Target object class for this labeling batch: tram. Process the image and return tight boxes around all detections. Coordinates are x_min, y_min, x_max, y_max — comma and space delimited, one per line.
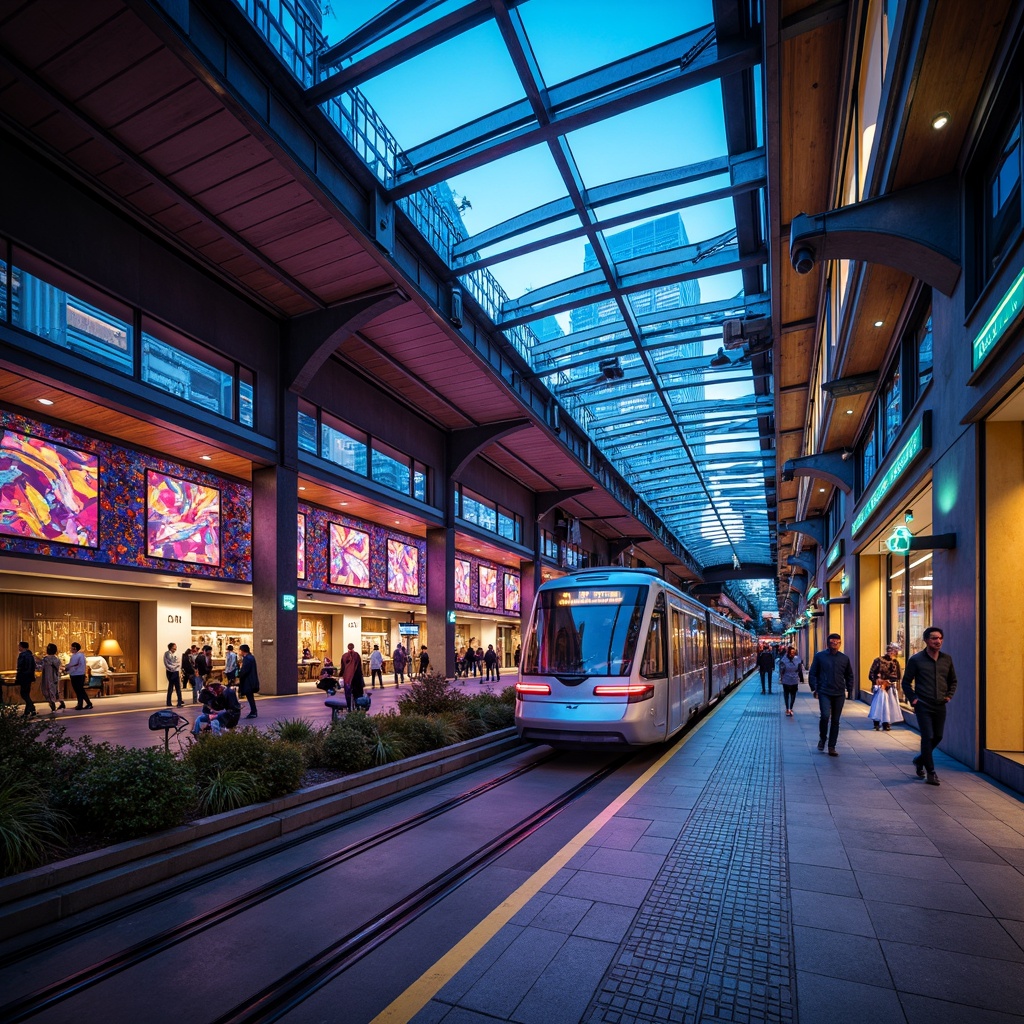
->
515, 567, 756, 747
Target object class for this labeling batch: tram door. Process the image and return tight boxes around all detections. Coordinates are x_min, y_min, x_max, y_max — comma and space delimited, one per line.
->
668, 604, 685, 732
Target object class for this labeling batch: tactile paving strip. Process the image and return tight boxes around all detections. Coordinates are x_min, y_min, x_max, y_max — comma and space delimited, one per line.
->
582, 705, 795, 1024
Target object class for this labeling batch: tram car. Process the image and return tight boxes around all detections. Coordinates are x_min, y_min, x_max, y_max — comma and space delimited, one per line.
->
515, 567, 756, 747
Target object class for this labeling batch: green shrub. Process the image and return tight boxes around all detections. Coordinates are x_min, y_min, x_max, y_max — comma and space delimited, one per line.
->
271, 718, 316, 743
465, 693, 516, 731
184, 728, 304, 803
0, 704, 75, 781
55, 745, 195, 841
377, 711, 459, 755
320, 724, 374, 773
397, 671, 471, 717
197, 768, 262, 816
0, 779, 69, 876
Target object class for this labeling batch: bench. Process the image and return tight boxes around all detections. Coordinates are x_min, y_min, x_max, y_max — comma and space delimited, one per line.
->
324, 697, 347, 722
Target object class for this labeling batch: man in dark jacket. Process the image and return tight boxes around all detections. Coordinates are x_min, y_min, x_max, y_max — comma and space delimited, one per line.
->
237, 644, 260, 719
807, 633, 854, 755
16, 640, 37, 717
902, 626, 957, 786
756, 645, 776, 694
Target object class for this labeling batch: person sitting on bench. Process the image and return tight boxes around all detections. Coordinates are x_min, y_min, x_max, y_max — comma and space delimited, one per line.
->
192, 680, 241, 736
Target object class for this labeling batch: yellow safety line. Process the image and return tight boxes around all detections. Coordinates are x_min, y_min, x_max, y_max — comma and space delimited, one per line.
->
370, 704, 723, 1024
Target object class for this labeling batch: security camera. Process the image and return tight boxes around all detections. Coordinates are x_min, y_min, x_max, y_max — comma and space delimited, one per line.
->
840, 449, 853, 461
177, 581, 192, 589
792, 245, 816, 275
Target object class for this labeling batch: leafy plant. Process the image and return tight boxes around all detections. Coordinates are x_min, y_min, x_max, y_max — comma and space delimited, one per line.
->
320, 725, 374, 773
54, 745, 195, 842
270, 718, 317, 743
184, 728, 304, 802
0, 779, 69, 877
197, 768, 262, 816
0, 704, 75, 780
396, 671, 471, 717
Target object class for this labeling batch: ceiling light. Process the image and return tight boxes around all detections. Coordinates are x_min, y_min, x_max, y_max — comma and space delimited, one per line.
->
37, 398, 54, 406
873, 320, 884, 328
200, 455, 212, 461
845, 408, 854, 415
340, 502, 348, 506
298, 486, 306, 491
931, 111, 950, 130
819, 487, 826, 493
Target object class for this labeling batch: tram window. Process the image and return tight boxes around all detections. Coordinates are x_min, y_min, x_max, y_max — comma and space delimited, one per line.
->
641, 605, 667, 678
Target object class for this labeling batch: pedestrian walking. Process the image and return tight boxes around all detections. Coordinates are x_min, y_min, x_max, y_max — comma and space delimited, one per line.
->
163, 642, 183, 707
67, 641, 92, 710
418, 645, 430, 678
483, 644, 499, 682
777, 645, 803, 716
807, 633, 854, 755
341, 642, 362, 711
237, 643, 260, 718
868, 642, 904, 731
41, 643, 64, 716
369, 644, 384, 688
181, 644, 196, 703
463, 644, 477, 677
393, 643, 407, 686
757, 644, 776, 694
16, 640, 36, 717
902, 627, 957, 786
224, 643, 239, 683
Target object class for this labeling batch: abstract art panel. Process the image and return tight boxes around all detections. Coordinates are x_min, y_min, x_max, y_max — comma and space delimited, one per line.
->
455, 558, 471, 604
146, 470, 221, 564
329, 523, 370, 588
479, 565, 498, 609
0, 430, 99, 547
297, 513, 306, 580
504, 572, 521, 613
387, 538, 419, 596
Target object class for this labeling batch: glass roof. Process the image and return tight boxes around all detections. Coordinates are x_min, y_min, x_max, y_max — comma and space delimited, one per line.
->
271, 0, 775, 605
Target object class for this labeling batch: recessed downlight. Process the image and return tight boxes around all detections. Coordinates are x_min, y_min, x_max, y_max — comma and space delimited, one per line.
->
931, 111, 950, 130
37, 398, 54, 406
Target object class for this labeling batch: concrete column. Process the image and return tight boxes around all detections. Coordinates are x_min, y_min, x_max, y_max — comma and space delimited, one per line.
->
252, 464, 298, 694
426, 526, 455, 677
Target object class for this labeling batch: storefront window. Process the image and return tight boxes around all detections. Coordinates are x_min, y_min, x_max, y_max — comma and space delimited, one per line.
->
889, 550, 933, 700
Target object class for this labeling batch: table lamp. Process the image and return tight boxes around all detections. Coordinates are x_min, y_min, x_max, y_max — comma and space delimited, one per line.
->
98, 637, 124, 672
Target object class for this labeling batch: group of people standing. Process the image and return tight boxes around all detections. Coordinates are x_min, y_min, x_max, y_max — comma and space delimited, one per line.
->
14, 640, 93, 718
163, 641, 259, 722
456, 643, 501, 680
763, 628, 956, 786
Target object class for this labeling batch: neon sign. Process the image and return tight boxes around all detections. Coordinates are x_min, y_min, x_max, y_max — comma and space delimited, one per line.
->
852, 416, 928, 535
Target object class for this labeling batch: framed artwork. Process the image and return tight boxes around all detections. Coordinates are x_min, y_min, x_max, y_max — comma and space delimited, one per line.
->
297, 513, 306, 580
455, 558, 471, 604
329, 523, 370, 588
146, 470, 220, 564
0, 429, 99, 547
504, 572, 521, 613
479, 565, 498, 609
387, 538, 419, 596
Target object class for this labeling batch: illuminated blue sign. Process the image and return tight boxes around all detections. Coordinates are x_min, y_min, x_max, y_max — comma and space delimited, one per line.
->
852, 415, 929, 536
973, 265, 1024, 371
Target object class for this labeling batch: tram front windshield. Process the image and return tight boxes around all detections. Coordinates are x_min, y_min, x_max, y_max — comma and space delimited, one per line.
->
522, 585, 647, 677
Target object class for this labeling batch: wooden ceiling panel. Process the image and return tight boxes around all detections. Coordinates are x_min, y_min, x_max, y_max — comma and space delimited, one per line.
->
0, 1, 129, 69
190, 161, 293, 216
143, 111, 255, 176
841, 266, 911, 377
73, 51, 196, 128
240, 203, 333, 249
262, 223, 359, 266
116, 84, 226, 155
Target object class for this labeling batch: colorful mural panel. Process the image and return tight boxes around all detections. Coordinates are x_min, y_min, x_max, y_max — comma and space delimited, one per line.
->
503, 572, 521, 613
329, 523, 370, 588
387, 538, 420, 596
297, 513, 306, 580
0, 430, 99, 547
479, 565, 498, 609
455, 558, 471, 604
146, 470, 221, 565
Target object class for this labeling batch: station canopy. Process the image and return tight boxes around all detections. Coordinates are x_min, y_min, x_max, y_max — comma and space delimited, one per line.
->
292, 0, 775, 603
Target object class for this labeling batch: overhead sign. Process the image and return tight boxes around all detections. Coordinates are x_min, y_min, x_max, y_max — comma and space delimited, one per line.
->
886, 526, 913, 554
973, 264, 1024, 371
852, 413, 930, 536
826, 539, 843, 569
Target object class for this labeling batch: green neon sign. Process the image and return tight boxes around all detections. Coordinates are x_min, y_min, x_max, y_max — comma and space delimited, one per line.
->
826, 540, 843, 569
281, 594, 296, 611
805, 586, 820, 604
973, 265, 1024, 371
840, 572, 849, 593
886, 525, 913, 554
852, 419, 925, 535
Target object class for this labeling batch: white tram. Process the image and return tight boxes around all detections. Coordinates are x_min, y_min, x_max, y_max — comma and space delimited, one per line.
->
515, 567, 756, 747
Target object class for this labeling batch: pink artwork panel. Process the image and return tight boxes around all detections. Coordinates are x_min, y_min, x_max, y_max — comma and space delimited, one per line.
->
0, 430, 99, 547
330, 523, 370, 588
146, 470, 220, 564
297, 513, 306, 580
387, 538, 419, 596
455, 558, 471, 604
479, 565, 498, 609
504, 572, 521, 613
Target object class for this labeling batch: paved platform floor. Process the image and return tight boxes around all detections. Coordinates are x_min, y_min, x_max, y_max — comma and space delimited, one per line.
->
402, 679, 1024, 1024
